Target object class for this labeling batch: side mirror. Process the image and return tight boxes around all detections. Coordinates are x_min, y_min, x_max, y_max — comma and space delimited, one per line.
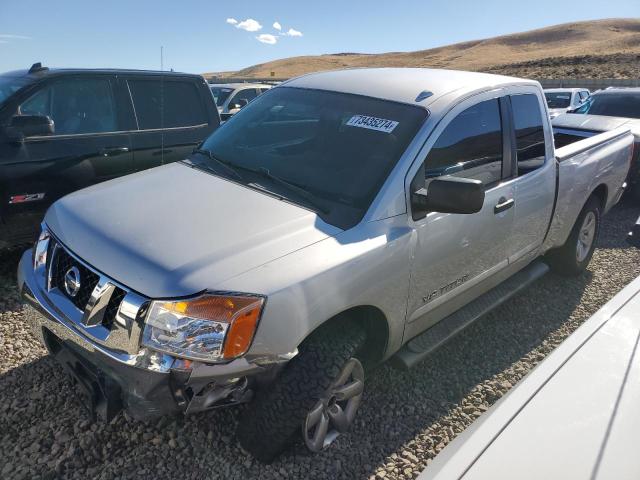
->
627, 216, 640, 248
411, 176, 485, 219
5, 114, 54, 141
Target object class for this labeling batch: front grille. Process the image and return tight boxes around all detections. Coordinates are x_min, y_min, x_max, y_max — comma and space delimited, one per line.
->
103, 287, 126, 328
51, 247, 100, 310
42, 236, 147, 354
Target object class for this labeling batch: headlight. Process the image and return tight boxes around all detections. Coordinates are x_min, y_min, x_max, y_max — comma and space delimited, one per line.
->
141, 294, 265, 362
33, 226, 50, 270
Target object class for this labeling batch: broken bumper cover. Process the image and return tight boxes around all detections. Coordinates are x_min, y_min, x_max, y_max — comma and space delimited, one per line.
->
17, 250, 291, 421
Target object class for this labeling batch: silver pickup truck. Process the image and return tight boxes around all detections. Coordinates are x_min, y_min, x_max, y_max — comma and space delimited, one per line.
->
17, 68, 634, 462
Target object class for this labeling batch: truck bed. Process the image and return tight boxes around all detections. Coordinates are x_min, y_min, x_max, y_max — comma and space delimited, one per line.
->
543, 127, 634, 252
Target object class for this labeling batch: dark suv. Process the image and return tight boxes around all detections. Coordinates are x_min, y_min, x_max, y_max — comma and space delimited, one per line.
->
0, 63, 220, 248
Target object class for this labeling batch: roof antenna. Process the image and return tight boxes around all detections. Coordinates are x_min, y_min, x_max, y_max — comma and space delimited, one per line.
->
28, 62, 48, 74
160, 46, 165, 166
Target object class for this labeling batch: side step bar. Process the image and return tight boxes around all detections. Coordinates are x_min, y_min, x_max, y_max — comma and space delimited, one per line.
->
391, 261, 549, 370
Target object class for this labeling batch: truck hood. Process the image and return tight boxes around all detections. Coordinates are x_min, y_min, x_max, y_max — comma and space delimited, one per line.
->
553, 113, 640, 138
45, 162, 341, 298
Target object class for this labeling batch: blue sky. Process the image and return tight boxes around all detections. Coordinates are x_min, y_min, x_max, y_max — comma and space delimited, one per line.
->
0, 0, 637, 74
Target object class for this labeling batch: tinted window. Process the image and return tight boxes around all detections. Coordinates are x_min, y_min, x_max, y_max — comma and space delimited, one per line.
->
20, 77, 117, 135
210, 86, 234, 107
129, 79, 207, 129
0, 75, 32, 106
200, 87, 427, 229
573, 93, 640, 119
544, 92, 571, 108
424, 99, 503, 188
229, 88, 257, 106
511, 94, 546, 175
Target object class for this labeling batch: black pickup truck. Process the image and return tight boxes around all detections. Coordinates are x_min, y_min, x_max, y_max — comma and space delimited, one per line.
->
0, 63, 220, 248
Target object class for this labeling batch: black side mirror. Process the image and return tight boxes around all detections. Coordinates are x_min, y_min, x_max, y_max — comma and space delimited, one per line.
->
5, 114, 54, 141
412, 176, 485, 218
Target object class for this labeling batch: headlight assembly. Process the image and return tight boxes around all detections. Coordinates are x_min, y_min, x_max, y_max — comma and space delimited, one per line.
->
141, 294, 265, 362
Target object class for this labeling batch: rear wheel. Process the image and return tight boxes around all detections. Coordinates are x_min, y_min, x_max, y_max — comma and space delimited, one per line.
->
547, 196, 600, 276
237, 320, 365, 462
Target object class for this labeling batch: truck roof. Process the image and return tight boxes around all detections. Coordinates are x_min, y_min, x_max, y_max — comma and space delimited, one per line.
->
595, 87, 640, 95
209, 83, 273, 89
283, 68, 537, 107
1, 67, 202, 80
544, 88, 588, 93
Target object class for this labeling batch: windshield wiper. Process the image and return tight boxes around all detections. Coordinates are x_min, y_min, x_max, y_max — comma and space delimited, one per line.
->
192, 149, 330, 214
233, 164, 330, 214
191, 148, 242, 180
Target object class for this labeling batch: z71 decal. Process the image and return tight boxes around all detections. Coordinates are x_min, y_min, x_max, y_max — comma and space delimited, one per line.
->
9, 193, 46, 204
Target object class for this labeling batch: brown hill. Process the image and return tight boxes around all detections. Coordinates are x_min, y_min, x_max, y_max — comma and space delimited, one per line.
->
206, 18, 640, 79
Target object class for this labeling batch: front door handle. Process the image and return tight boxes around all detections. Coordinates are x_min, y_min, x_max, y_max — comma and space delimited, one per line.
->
494, 197, 515, 214
100, 147, 130, 157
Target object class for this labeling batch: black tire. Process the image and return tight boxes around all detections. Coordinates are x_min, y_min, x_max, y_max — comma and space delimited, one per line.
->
237, 319, 365, 463
546, 195, 601, 276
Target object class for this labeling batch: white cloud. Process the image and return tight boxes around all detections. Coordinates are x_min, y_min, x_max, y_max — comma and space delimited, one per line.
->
256, 34, 277, 45
0, 34, 31, 40
236, 18, 262, 32
273, 21, 282, 31
284, 28, 303, 37
226, 18, 238, 25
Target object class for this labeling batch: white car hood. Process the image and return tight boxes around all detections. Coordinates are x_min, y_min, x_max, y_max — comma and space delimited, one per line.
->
420, 276, 640, 480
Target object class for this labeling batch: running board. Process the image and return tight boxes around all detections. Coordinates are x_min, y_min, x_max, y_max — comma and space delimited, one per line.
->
391, 261, 549, 370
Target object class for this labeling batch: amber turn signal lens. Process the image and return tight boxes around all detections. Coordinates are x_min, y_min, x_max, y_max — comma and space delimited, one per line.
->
223, 299, 264, 359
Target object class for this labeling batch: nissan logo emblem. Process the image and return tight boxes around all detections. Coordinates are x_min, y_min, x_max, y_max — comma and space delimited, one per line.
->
64, 266, 81, 298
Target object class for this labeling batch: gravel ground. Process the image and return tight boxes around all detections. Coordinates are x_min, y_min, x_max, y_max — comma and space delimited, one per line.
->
1, 201, 639, 480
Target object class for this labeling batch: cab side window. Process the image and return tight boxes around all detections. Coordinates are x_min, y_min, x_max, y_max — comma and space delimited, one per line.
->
510, 94, 546, 175
424, 98, 503, 188
128, 79, 207, 129
20, 78, 117, 136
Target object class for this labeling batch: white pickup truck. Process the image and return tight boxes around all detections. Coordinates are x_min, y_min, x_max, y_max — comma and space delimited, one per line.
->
18, 68, 634, 461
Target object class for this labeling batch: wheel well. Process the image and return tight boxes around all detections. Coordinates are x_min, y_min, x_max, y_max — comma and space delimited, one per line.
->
305, 306, 390, 369
591, 184, 608, 211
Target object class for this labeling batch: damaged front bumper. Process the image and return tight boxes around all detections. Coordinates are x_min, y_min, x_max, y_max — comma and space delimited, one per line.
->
17, 249, 293, 421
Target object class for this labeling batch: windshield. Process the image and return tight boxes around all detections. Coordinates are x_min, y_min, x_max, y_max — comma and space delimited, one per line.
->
198, 86, 428, 229
210, 86, 234, 107
0, 75, 31, 106
545, 92, 572, 109
573, 93, 640, 119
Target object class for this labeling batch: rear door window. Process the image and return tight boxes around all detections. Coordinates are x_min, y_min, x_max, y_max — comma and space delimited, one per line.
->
510, 94, 546, 175
128, 79, 207, 129
424, 98, 503, 188
20, 77, 117, 135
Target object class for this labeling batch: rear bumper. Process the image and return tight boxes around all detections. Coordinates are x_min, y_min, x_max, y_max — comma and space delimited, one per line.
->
18, 249, 287, 420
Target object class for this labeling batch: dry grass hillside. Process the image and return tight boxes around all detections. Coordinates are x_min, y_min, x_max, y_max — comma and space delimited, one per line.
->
206, 18, 640, 79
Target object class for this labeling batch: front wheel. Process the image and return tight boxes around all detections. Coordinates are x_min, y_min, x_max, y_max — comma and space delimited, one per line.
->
236, 320, 365, 462
547, 196, 601, 276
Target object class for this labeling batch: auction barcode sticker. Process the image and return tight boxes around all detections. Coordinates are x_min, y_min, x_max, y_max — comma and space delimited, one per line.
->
346, 115, 399, 133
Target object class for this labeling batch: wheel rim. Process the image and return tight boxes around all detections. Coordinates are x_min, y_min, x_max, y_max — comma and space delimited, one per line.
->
576, 211, 596, 263
303, 357, 364, 452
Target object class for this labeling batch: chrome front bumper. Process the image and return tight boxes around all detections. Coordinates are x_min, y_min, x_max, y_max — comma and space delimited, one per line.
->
18, 249, 286, 419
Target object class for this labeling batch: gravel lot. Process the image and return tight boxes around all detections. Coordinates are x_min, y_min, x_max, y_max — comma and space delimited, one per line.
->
1, 201, 639, 480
